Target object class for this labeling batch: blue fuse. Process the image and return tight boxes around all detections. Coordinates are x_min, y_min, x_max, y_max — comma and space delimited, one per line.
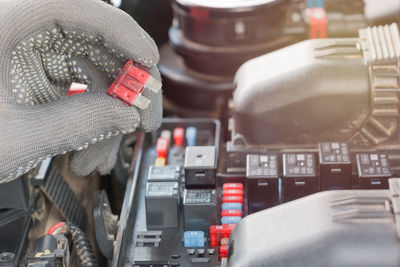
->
221, 216, 241, 225
185, 127, 197, 146
222, 202, 242, 211
307, 0, 324, 8
184, 231, 205, 247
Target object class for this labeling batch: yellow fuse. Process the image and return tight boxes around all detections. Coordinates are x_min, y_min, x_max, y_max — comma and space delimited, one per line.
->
155, 157, 166, 166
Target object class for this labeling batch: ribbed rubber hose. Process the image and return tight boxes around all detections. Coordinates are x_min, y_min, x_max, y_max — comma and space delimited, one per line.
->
66, 222, 97, 267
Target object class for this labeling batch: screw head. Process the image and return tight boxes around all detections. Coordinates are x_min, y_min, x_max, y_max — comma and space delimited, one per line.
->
0, 252, 15, 263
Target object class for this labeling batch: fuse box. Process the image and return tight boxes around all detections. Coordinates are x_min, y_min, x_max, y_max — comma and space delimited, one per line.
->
110, 23, 400, 267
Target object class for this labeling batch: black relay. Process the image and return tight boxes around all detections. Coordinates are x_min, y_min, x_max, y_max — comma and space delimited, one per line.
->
184, 146, 217, 188
145, 182, 180, 229
318, 142, 352, 190
246, 154, 279, 213
356, 153, 391, 189
183, 189, 217, 232
282, 153, 317, 202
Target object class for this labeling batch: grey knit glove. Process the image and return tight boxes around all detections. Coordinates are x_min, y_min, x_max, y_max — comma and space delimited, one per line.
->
0, 0, 162, 183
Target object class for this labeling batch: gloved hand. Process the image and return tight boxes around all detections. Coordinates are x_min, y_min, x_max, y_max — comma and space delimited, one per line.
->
0, 0, 162, 183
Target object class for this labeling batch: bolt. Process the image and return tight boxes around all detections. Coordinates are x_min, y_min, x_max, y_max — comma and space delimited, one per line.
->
0, 252, 15, 263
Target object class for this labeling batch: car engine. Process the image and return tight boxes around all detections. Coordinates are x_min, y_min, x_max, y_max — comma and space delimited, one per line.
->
0, 0, 400, 267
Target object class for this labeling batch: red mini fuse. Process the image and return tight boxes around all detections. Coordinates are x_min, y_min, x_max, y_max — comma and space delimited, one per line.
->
173, 127, 185, 146
221, 209, 242, 217
156, 137, 168, 159
222, 195, 243, 204
223, 183, 243, 191
67, 82, 87, 96
107, 60, 161, 109
220, 245, 228, 259
124, 61, 161, 91
210, 224, 236, 247
209, 225, 221, 247
223, 189, 243, 197
307, 8, 327, 39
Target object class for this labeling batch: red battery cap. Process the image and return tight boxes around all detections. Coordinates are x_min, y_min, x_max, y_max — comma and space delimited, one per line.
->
222, 189, 243, 197
222, 195, 243, 204
223, 183, 243, 191
221, 209, 242, 217
173, 127, 185, 146
156, 137, 168, 159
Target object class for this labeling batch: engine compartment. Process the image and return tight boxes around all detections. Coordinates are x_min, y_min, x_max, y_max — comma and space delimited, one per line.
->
1, 0, 400, 266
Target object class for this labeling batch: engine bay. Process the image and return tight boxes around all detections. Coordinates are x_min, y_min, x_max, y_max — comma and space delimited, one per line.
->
1, 0, 400, 266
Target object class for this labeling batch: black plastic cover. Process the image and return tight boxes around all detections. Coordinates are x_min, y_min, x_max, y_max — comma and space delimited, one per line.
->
228, 189, 400, 267
233, 38, 369, 146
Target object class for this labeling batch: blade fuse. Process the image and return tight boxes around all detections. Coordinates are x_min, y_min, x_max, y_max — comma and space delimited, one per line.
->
223, 183, 243, 191
223, 189, 243, 197
156, 137, 169, 159
222, 195, 243, 203
220, 245, 228, 259
221, 209, 241, 217
222, 202, 242, 211
221, 216, 241, 225
107, 60, 161, 109
209, 224, 236, 247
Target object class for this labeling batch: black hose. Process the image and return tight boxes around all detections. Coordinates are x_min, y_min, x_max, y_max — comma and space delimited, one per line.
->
66, 222, 97, 267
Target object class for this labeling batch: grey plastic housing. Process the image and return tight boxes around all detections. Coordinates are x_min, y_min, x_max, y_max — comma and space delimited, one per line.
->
228, 189, 400, 267
184, 146, 217, 188
233, 38, 369, 146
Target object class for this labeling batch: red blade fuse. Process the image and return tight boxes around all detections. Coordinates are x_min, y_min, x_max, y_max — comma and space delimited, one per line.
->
209, 224, 236, 247
307, 7, 327, 39
107, 60, 161, 109
220, 245, 228, 259
173, 127, 185, 146
222, 195, 243, 204
223, 189, 243, 197
156, 137, 169, 159
67, 82, 88, 96
221, 209, 242, 217
223, 183, 243, 191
